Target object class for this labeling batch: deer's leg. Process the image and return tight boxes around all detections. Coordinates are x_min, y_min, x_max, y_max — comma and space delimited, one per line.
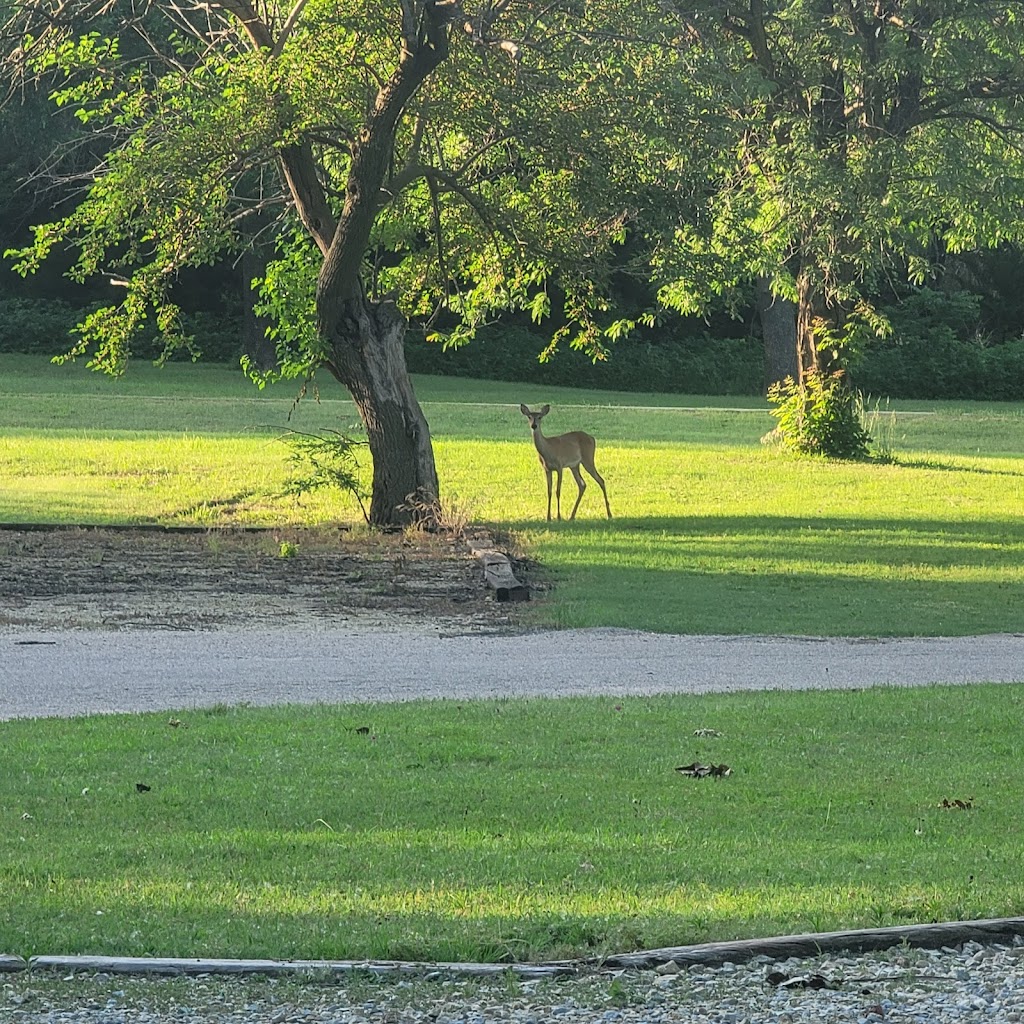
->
555, 468, 565, 520
568, 465, 587, 520
545, 467, 554, 521
583, 462, 612, 519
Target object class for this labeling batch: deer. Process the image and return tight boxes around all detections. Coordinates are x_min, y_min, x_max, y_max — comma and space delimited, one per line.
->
520, 403, 612, 521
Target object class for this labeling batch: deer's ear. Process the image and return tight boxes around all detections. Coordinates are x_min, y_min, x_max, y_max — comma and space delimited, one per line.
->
519, 403, 530, 415
540, 404, 551, 415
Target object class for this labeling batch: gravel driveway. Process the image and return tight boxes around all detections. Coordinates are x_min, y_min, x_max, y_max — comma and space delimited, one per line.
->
6, 526, 1023, 721
4, 624, 1024, 720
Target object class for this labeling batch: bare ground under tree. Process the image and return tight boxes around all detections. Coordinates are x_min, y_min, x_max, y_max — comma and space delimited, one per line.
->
0, 527, 526, 634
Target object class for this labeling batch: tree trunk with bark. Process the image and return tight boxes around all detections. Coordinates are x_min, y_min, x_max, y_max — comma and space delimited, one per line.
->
756, 275, 799, 392
323, 292, 438, 528
282, 4, 451, 529
795, 269, 822, 383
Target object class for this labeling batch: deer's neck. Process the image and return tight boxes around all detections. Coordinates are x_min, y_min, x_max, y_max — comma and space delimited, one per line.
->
532, 427, 557, 462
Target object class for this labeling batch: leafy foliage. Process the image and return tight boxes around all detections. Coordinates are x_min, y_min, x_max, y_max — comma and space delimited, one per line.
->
2, 0, 676, 376
852, 289, 1002, 400
766, 372, 871, 460
0, 296, 82, 353
277, 429, 369, 522
650, 1, 1024, 370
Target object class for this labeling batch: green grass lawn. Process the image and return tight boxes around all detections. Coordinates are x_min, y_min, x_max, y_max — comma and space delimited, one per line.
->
3, 354, 1024, 962
2, 353, 1023, 636
2, 687, 1022, 962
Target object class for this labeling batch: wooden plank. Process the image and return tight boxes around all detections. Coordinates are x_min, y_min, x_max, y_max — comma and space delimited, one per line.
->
0, 954, 27, 973
482, 556, 529, 602
466, 534, 529, 602
20, 916, 1024, 979
29, 955, 575, 979
597, 916, 1024, 970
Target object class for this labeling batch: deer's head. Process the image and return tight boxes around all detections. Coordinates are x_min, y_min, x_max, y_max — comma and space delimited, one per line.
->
520, 404, 550, 432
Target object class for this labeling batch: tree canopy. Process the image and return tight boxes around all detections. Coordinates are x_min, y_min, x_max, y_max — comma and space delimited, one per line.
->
649, 0, 1024, 380
3, 0, 675, 523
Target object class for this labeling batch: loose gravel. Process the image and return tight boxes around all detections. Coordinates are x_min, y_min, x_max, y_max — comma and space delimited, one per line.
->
6, 628, 1024, 720
6, 939, 1024, 1024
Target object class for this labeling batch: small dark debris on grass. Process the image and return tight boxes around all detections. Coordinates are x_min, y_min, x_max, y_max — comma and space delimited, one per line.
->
675, 762, 732, 778
940, 797, 974, 810
353, 726, 371, 735
135, 783, 151, 793
693, 728, 722, 737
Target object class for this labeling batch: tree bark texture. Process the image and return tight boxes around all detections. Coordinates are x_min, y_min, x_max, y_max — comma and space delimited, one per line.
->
756, 276, 799, 392
795, 270, 822, 383
323, 293, 439, 528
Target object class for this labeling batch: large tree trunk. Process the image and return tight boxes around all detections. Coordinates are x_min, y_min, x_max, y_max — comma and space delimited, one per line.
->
756, 275, 799, 392
275, 2, 453, 529
323, 292, 439, 528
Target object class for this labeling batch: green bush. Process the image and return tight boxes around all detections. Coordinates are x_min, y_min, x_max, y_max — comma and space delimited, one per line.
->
0, 295, 241, 364
125, 309, 240, 363
0, 296, 81, 354
852, 289, 993, 399
767, 372, 871, 459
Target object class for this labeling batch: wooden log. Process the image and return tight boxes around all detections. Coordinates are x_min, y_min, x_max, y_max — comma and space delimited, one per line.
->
482, 555, 529, 602
28, 955, 575, 979
596, 916, 1024, 970
466, 535, 529, 602
0, 954, 27, 973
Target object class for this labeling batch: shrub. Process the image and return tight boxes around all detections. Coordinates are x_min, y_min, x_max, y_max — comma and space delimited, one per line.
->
276, 428, 369, 523
851, 289, 989, 399
0, 296, 82, 354
766, 372, 871, 459
0, 295, 242, 364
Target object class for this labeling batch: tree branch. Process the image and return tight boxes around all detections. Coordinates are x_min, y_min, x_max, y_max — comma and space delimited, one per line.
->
211, 0, 272, 49
270, 0, 312, 58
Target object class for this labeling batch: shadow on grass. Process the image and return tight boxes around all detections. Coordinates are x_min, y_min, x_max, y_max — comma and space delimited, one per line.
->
893, 456, 1024, 477
510, 515, 1024, 636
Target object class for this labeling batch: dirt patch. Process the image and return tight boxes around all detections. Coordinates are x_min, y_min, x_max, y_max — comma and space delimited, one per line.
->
0, 527, 528, 634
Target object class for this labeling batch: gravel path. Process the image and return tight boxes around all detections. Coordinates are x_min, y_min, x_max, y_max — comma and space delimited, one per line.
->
5, 940, 1024, 1024
3, 626, 1024, 720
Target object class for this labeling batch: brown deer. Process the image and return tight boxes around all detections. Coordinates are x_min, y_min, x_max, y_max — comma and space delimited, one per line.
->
520, 404, 612, 521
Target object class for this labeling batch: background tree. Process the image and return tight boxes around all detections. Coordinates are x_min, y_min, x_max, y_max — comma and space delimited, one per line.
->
3, 0, 653, 526
652, 0, 1024, 390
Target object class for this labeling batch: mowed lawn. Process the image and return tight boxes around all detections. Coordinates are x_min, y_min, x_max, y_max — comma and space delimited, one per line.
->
3, 354, 1024, 962
2, 687, 1024, 961
2, 352, 1023, 635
